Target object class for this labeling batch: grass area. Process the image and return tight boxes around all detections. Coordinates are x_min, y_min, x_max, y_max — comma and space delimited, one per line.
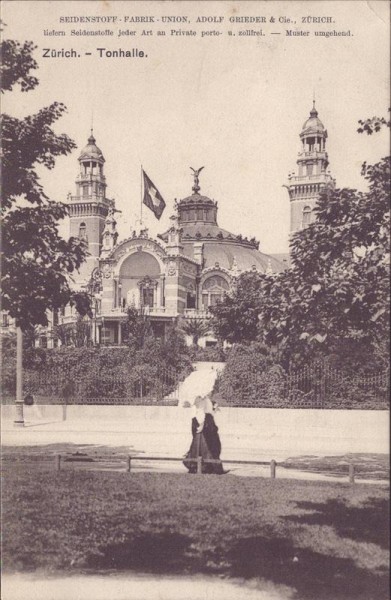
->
2, 460, 389, 600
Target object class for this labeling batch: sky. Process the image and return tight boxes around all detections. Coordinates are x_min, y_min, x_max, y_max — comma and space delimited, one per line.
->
3, 0, 390, 253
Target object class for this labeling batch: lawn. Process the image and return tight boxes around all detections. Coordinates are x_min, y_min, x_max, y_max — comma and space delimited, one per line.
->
2, 462, 389, 600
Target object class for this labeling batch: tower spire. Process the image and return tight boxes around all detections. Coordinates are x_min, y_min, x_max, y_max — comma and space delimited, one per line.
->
89, 110, 95, 143
310, 96, 318, 117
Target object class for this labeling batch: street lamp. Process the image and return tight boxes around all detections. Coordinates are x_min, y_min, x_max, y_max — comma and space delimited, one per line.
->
14, 326, 24, 427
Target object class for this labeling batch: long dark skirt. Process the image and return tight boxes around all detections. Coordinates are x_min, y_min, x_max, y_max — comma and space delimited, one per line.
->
183, 414, 225, 474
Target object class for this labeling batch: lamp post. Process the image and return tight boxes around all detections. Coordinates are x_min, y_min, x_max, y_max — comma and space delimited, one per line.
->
14, 326, 24, 427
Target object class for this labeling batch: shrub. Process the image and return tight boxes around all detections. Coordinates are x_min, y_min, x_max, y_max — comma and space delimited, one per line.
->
189, 345, 229, 362
1, 331, 192, 403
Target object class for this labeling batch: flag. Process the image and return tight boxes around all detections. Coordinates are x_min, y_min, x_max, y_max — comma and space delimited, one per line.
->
142, 170, 166, 220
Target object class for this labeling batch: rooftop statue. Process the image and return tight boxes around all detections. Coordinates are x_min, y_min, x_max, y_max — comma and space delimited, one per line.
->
190, 166, 204, 194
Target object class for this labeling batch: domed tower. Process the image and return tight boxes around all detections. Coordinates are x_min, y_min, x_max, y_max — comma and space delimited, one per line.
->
286, 102, 335, 234
176, 167, 218, 231
68, 130, 115, 282
159, 167, 285, 275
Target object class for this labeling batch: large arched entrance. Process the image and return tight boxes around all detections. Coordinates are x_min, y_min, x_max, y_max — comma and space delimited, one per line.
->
119, 252, 162, 309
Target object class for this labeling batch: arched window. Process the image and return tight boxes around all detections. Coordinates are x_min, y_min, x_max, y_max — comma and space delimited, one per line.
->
79, 222, 87, 239
201, 275, 230, 309
302, 206, 312, 228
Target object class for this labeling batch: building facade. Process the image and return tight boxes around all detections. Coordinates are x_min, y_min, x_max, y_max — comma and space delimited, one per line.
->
1, 103, 334, 346
61, 129, 287, 345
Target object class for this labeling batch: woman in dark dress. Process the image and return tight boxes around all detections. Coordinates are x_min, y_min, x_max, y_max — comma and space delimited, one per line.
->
183, 396, 226, 474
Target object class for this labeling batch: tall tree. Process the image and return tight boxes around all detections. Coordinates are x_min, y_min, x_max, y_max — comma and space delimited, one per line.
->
210, 272, 265, 344
211, 116, 390, 368
1, 36, 88, 331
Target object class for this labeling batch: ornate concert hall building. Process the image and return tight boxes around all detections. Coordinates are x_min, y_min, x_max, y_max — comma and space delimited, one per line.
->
64, 134, 286, 346
2, 103, 335, 346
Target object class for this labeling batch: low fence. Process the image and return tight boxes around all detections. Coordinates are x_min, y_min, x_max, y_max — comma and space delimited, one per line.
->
4, 452, 361, 484
20, 365, 181, 406
3, 359, 389, 409
218, 361, 390, 409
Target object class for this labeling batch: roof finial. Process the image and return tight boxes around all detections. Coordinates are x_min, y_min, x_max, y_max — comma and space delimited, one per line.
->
190, 166, 204, 194
310, 92, 318, 117
88, 110, 96, 144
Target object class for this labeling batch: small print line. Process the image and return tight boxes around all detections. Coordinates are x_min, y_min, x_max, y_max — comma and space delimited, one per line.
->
85, 52, 92, 55
271, 32, 281, 35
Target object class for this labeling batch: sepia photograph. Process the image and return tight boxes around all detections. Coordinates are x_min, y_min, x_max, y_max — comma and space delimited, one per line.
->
1, 1, 390, 599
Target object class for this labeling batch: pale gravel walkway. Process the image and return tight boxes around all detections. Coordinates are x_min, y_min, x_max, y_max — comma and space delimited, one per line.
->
2, 572, 295, 600
2, 419, 388, 484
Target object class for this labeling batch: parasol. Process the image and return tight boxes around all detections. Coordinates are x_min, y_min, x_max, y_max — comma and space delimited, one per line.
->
178, 368, 218, 408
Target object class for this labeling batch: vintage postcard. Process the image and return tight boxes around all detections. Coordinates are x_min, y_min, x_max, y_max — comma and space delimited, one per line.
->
1, 1, 389, 599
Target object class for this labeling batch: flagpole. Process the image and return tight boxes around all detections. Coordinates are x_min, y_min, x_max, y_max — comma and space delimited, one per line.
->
140, 165, 143, 226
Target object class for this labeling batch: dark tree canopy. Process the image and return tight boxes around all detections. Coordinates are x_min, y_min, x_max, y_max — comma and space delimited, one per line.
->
210, 272, 265, 344
0, 38, 38, 93
1, 36, 88, 330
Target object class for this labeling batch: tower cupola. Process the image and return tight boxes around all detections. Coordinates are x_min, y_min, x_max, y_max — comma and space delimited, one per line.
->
76, 129, 107, 200
176, 167, 218, 226
79, 131, 105, 163
286, 102, 335, 234
300, 101, 328, 158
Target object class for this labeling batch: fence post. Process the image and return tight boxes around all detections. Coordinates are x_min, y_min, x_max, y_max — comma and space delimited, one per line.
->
56, 454, 61, 472
349, 463, 355, 484
127, 456, 132, 473
270, 459, 276, 479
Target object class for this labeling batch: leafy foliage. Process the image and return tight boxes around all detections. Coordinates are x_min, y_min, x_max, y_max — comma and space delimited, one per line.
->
357, 110, 391, 135
189, 344, 229, 362
1, 329, 193, 402
123, 306, 153, 351
1, 35, 88, 330
0, 38, 38, 93
180, 317, 210, 346
216, 342, 286, 407
211, 118, 390, 370
53, 317, 92, 348
210, 272, 265, 344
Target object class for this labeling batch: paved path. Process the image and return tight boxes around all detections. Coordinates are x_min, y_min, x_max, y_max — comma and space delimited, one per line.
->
2, 418, 388, 484
2, 572, 294, 600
